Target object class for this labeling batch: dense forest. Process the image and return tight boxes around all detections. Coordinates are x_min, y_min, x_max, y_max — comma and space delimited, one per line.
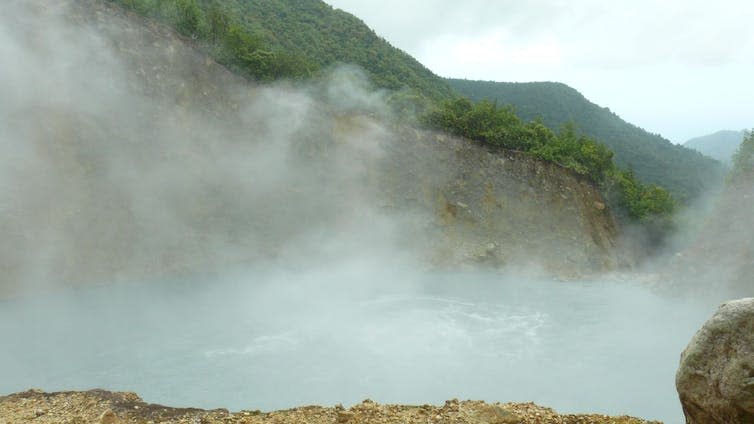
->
113, 0, 454, 101
447, 79, 725, 202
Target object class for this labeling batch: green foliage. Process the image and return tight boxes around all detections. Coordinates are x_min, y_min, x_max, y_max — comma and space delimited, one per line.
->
531, 124, 614, 183
604, 169, 675, 220
119, 0, 156, 14
423, 99, 615, 183
111, 0, 453, 98
602, 168, 676, 245
423, 98, 675, 224
730, 130, 754, 181
423, 99, 523, 148
447, 79, 725, 202
173, 0, 203, 36
112, 0, 318, 81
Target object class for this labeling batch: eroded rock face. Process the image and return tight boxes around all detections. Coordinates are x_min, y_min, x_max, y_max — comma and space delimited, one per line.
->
676, 298, 754, 423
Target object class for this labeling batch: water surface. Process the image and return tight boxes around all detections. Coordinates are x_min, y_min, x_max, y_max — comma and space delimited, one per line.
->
0, 267, 718, 423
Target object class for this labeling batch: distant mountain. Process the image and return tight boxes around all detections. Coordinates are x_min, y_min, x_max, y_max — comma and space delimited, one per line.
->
447, 79, 725, 201
684, 130, 746, 165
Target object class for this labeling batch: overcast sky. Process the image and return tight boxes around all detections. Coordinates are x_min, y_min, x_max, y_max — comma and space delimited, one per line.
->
324, 0, 754, 144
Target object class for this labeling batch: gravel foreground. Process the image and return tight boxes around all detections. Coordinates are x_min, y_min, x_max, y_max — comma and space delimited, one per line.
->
0, 389, 662, 424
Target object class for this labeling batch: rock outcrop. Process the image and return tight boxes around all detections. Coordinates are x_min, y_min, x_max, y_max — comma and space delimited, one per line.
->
676, 298, 754, 423
0, 389, 660, 424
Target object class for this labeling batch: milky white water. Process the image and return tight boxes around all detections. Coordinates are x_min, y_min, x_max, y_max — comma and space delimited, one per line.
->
0, 266, 718, 423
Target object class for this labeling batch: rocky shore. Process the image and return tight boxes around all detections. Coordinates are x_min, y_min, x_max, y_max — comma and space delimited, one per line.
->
0, 389, 660, 424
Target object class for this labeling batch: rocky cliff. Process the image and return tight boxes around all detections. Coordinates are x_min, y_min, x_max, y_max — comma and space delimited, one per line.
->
349, 120, 621, 275
0, 0, 622, 296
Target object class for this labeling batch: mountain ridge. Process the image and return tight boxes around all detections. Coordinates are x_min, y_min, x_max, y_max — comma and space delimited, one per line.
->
684, 129, 746, 165
446, 78, 725, 201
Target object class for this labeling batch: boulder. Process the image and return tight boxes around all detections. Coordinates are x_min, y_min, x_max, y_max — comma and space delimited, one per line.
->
676, 298, 754, 423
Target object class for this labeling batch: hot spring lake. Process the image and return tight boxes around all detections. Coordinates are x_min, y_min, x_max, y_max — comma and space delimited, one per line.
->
0, 265, 720, 423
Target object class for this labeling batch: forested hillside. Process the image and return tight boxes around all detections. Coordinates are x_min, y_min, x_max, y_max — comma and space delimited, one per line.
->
684, 130, 745, 165
110, 0, 704, 231
114, 0, 455, 101
447, 79, 725, 201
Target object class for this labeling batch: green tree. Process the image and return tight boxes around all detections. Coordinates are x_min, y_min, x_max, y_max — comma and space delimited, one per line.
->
174, 0, 203, 37
731, 130, 754, 180
206, 2, 231, 42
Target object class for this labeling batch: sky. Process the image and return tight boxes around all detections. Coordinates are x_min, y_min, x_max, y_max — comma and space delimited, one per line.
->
323, 0, 754, 144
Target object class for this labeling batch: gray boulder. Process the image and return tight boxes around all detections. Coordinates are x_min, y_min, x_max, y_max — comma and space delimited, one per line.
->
676, 298, 754, 423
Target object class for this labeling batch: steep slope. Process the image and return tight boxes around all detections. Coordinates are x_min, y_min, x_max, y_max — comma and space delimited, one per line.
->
447, 79, 725, 201
669, 179, 754, 296
230, 0, 454, 98
669, 135, 754, 296
361, 121, 623, 275
684, 129, 745, 165
112, 0, 455, 101
0, 0, 623, 296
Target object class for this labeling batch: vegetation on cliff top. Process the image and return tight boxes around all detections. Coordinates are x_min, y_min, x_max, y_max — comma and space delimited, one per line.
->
446, 79, 725, 202
422, 98, 675, 224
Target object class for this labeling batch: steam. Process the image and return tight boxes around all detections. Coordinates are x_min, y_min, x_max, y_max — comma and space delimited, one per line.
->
0, 0, 417, 295
659, 177, 754, 298
0, 2, 750, 424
